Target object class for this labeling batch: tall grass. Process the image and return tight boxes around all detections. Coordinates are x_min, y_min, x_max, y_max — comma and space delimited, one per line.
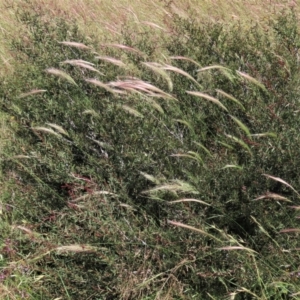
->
1, 1, 300, 299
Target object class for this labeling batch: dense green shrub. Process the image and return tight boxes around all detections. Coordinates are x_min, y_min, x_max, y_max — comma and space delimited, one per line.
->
1, 3, 300, 299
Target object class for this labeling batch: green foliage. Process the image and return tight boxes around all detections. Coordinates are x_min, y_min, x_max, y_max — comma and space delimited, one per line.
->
1, 3, 300, 299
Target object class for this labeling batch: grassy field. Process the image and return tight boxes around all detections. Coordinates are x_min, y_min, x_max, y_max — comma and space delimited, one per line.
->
1, 1, 300, 299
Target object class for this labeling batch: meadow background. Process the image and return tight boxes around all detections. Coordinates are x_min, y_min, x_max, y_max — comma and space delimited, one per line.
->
1, 0, 300, 299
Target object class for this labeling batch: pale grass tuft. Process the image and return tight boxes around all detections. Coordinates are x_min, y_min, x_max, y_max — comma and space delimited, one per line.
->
169, 56, 202, 68
46, 123, 69, 136
108, 79, 176, 100
263, 174, 300, 197
82, 109, 100, 117
142, 62, 173, 91
225, 134, 253, 156
140, 21, 167, 32
163, 64, 201, 88
253, 192, 291, 202
95, 56, 126, 67
168, 198, 210, 206
19, 89, 47, 98
237, 71, 267, 92
140, 172, 161, 184
85, 78, 125, 94
221, 164, 243, 170
229, 115, 251, 137
144, 180, 199, 194
121, 105, 144, 118
32, 127, 60, 137
216, 89, 245, 110
167, 220, 222, 242
55, 244, 97, 254
218, 246, 257, 253
62, 59, 104, 75
45, 68, 77, 86
59, 41, 90, 49
279, 228, 300, 233
187, 91, 228, 111
101, 43, 144, 56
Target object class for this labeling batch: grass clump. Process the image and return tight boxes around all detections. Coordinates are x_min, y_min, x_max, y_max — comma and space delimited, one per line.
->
1, 2, 300, 299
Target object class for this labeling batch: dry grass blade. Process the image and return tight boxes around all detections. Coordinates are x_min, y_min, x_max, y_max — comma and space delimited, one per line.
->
46, 68, 77, 86
168, 220, 222, 242
142, 62, 173, 91
146, 98, 164, 114
144, 180, 199, 194
225, 134, 253, 156
193, 142, 212, 157
216, 89, 245, 110
32, 127, 60, 137
253, 192, 291, 202
230, 115, 251, 137
169, 56, 202, 68
222, 164, 243, 170
198, 65, 229, 72
46, 123, 69, 136
85, 78, 125, 94
62, 59, 104, 75
55, 244, 97, 254
280, 228, 300, 233
187, 91, 228, 111
59, 41, 90, 49
82, 109, 99, 117
108, 79, 176, 100
171, 153, 203, 164
218, 246, 257, 253
169, 198, 210, 206
121, 105, 144, 118
19, 89, 47, 98
263, 174, 300, 197
13, 225, 40, 238
251, 132, 277, 138
140, 172, 160, 184
140, 21, 167, 31
95, 56, 126, 67
101, 43, 144, 56
163, 64, 201, 87
237, 71, 267, 92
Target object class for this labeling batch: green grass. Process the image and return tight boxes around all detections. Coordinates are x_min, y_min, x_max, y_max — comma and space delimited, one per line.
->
2, 1, 300, 299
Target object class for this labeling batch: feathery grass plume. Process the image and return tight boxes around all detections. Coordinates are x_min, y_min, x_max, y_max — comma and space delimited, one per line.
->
198, 65, 235, 83
237, 71, 267, 93
85, 78, 125, 94
82, 109, 100, 117
253, 192, 291, 202
250, 132, 277, 138
100, 43, 144, 56
229, 115, 251, 137
171, 152, 203, 164
18, 89, 47, 98
108, 79, 177, 100
121, 105, 144, 118
218, 246, 257, 253
187, 91, 228, 111
168, 198, 210, 206
46, 123, 69, 136
280, 228, 300, 233
95, 56, 126, 68
167, 220, 222, 242
144, 180, 199, 194
163, 64, 202, 88
173, 119, 193, 131
59, 41, 90, 49
55, 244, 97, 254
45, 68, 77, 86
142, 62, 173, 91
193, 141, 213, 157
31, 127, 60, 137
145, 97, 164, 114
263, 174, 300, 197
61, 59, 104, 74
225, 134, 253, 156
140, 172, 161, 185
140, 21, 167, 32
216, 89, 245, 110
221, 164, 243, 170
169, 56, 202, 68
